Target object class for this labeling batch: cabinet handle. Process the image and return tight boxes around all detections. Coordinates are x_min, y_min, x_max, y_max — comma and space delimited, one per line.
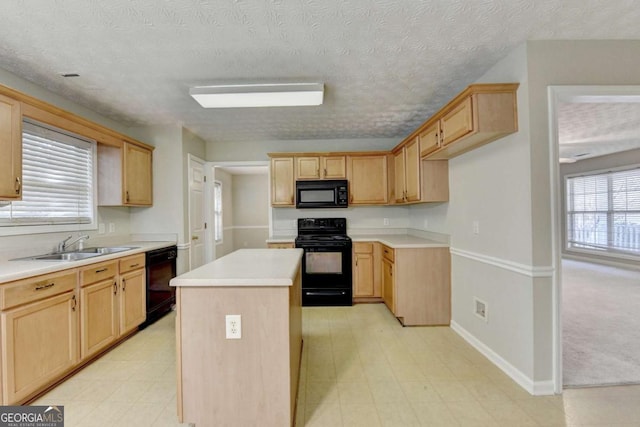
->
439, 129, 444, 144
126, 191, 130, 202
14, 177, 21, 194
35, 282, 55, 291
122, 278, 126, 291
71, 294, 77, 311
113, 281, 117, 295
324, 168, 327, 177
355, 255, 358, 267
95, 268, 108, 273
129, 263, 139, 268
290, 195, 294, 204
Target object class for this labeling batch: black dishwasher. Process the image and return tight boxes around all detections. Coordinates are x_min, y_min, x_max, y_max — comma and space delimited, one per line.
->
141, 245, 177, 328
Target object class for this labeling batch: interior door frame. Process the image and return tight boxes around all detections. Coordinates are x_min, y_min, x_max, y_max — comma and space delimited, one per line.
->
187, 154, 206, 270
548, 84, 640, 394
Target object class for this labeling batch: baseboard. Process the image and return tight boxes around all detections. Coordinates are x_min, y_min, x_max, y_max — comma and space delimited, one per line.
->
450, 320, 555, 396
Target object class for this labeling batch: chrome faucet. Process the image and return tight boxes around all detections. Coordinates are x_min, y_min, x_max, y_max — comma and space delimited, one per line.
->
57, 234, 90, 252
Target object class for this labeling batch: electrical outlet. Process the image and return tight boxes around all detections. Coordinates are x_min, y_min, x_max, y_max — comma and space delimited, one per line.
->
225, 314, 242, 339
108, 222, 116, 233
383, 218, 390, 226
472, 220, 480, 235
474, 297, 488, 322
98, 223, 105, 234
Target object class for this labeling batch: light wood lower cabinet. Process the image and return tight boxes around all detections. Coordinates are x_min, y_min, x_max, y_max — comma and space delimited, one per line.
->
81, 279, 118, 359
381, 245, 450, 326
1, 271, 79, 405
267, 242, 295, 249
0, 252, 149, 405
119, 268, 146, 335
79, 261, 119, 360
353, 242, 381, 300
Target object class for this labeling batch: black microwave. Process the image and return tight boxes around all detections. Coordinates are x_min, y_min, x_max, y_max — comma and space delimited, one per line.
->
296, 180, 348, 209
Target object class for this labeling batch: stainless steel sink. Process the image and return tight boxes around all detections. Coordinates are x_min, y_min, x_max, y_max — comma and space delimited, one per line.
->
31, 252, 103, 261
11, 246, 139, 261
78, 246, 139, 254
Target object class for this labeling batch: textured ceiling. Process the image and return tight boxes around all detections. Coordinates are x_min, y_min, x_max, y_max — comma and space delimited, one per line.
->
558, 102, 640, 161
1, 1, 640, 157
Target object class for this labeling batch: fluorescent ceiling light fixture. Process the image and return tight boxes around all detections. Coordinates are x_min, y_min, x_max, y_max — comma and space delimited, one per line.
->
189, 83, 324, 108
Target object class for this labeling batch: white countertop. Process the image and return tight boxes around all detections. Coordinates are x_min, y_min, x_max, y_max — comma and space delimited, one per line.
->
171, 248, 303, 287
0, 241, 176, 283
350, 234, 448, 248
266, 233, 448, 249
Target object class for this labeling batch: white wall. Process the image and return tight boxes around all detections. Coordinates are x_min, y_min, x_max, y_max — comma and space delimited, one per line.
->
232, 174, 270, 250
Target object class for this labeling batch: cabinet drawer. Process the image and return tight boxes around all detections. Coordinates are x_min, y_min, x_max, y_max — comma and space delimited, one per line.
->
268, 243, 295, 249
381, 245, 394, 262
80, 261, 118, 286
1, 270, 77, 310
119, 254, 145, 273
353, 242, 373, 254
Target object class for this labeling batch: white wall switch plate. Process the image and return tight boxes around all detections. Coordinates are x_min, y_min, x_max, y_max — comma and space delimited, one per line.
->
108, 223, 115, 233
472, 220, 480, 235
98, 223, 105, 234
225, 314, 241, 339
383, 218, 390, 226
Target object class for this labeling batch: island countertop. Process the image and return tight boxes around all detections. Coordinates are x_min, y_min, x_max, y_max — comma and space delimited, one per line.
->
170, 248, 303, 287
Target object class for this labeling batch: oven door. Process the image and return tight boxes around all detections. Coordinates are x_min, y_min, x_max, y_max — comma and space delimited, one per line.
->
297, 243, 353, 306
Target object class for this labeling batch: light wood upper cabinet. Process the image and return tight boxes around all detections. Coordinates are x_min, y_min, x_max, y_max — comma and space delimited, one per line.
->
98, 142, 153, 207
295, 155, 346, 180
124, 142, 152, 205
394, 138, 421, 204
295, 156, 320, 179
346, 155, 389, 205
394, 151, 405, 204
422, 84, 519, 159
419, 120, 441, 158
0, 94, 22, 201
270, 157, 295, 206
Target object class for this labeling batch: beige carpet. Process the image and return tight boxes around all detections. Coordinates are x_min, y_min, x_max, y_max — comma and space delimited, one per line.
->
562, 259, 640, 387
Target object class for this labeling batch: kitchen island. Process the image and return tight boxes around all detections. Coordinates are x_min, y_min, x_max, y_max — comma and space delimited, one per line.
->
171, 248, 303, 427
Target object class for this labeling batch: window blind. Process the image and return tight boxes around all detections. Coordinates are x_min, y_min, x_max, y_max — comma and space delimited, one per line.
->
0, 120, 95, 226
566, 167, 640, 255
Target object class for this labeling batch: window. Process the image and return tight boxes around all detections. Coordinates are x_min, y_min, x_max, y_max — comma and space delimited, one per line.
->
213, 180, 223, 243
566, 166, 640, 256
0, 119, 96, 233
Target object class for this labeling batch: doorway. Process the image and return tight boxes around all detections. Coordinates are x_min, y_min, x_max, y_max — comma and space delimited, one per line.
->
549, 85, 640, 391
188, 154, 206, 270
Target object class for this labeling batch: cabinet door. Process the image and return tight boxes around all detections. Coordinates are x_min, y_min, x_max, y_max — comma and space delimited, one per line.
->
1, 292, 78, 404
295, 157, 320, 179
404, 138, 421, 202
81, 279, 118, 359
382, 259, 395, 314
346, 156, 388, 204
322, 156, 346, 179
120, 269, 146, 335
441, 97, 473, 146
419, 121, 441, 158
393, 151, 405, 203
124, 143, 153, 206
268, 243, 295, 249
353, 252, 375, 297
271, 157, 295, 206
0, 94, 22, 200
